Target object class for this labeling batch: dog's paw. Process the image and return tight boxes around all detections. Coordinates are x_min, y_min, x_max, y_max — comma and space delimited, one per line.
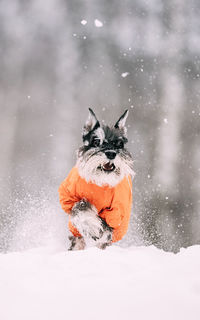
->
68, 235, 86, 251
83, 218, 104, 240
70, 199, 104, 240
95, 221, 113, 249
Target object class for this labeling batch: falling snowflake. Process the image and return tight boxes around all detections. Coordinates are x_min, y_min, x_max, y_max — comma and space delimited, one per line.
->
121, 72, 129, 78
94, 19, 103, 27
81, 20, 87, 25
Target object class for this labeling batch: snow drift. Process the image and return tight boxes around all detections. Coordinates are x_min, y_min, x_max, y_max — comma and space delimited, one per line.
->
0, 245, 200, 320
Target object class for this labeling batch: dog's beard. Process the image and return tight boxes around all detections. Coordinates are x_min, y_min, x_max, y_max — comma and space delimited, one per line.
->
76, 149, 134, 187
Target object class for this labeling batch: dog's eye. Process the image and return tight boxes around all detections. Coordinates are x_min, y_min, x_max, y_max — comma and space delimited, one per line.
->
115, 140, 124, 149
91, 138, 101, 147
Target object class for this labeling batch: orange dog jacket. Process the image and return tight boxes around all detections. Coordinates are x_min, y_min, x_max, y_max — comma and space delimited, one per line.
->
59, 167, 132, 242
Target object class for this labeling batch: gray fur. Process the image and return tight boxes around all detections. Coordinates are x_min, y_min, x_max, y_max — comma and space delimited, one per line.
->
71, 199, 107, 240
68, 236, 86, 251
70, 199, 113, 249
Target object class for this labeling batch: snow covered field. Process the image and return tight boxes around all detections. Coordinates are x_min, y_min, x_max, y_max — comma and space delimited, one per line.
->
0, 245, 200, 320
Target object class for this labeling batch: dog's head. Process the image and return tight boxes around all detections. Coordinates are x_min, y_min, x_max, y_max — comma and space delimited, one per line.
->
76, 108, 134, 187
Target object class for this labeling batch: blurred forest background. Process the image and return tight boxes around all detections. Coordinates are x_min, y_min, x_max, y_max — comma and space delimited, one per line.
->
0, 0, 200, 253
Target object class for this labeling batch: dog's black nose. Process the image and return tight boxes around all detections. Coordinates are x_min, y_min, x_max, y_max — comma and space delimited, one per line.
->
105, 151, 116, 160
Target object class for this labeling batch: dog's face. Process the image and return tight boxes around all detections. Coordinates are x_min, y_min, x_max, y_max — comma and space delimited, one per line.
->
76, 108, 134, 187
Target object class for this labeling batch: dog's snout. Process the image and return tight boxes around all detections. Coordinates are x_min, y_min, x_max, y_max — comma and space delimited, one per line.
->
105, 151, 116, 160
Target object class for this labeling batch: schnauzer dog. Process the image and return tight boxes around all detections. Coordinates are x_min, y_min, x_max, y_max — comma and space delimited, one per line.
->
59, 108, 134, 250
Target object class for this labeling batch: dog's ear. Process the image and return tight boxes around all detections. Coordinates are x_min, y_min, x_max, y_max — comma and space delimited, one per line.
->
83, 108, 100, 140
114, 109, 129, 135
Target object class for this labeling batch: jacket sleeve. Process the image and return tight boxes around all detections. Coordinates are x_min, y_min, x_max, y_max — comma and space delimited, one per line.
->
99, 205, 123, 229
58, 169, 80, 214
99, 176, 132, 231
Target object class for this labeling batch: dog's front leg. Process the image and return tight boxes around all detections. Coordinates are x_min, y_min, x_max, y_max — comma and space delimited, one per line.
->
70, 199, 104, 240
95, 218, 113, 249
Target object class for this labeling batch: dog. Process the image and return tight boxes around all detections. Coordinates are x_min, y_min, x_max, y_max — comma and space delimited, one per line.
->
58, 108, 134, 250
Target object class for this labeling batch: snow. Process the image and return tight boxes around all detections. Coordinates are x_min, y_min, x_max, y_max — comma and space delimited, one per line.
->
0, 245, 200, 320
121, 72, 130, 78
81, 20, 87, 25
94, 19, 103, 28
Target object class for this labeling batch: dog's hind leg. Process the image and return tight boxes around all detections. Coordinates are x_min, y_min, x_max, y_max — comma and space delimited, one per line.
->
68, 235, 86, 251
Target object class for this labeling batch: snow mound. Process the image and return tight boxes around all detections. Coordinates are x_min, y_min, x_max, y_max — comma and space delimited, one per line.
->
0, 245, 200, 320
